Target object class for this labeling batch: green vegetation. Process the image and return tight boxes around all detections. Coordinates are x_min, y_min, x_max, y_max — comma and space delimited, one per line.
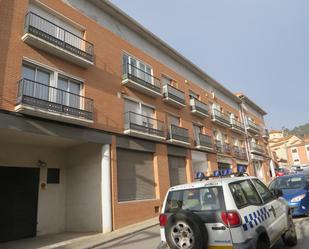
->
286, 123, 309, 138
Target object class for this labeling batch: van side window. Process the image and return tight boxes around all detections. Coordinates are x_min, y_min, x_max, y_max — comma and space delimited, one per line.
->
252, 179, 275, 203
229, 180, 262, 209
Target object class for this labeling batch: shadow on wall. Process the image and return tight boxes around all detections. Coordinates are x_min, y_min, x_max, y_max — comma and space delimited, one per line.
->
0, 0, 15, 107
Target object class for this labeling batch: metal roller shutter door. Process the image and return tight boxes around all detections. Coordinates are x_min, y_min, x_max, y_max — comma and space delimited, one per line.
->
168, 155, 187, 187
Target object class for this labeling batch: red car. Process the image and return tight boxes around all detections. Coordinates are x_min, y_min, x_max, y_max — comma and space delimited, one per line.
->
276, 167, 290, 177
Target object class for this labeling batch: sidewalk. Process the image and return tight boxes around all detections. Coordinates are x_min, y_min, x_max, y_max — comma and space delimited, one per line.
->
0, 218, 158, 249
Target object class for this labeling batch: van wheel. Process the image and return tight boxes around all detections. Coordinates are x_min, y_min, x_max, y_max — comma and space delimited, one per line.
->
282, 215, 297, 246
257, 234, 270, 249
165, 211, 208, 249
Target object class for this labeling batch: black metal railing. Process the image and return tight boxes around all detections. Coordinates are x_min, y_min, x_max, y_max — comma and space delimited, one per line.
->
246, 119, 261, 133
250, 143, 264, 154
124, 111, 165, 138
24, 12, 94, 62
17, 78, 93, 120
122, 63, 161, 93
190, 97, 209, 116
212, 109, 231, 126
231, 118, 245, 132
163, 84, 185, 105
215, 139, 222, 152
223, 143, 231, 154
168, 124, 189, 143
196, 133, 213, 149
233, 146, 247, 160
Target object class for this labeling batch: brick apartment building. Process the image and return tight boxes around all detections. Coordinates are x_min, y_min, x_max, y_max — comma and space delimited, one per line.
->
287, 137, 309, 166
0, 0, 271, 242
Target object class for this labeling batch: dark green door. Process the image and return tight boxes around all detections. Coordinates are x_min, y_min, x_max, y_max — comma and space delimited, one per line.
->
0, 167, 40, 242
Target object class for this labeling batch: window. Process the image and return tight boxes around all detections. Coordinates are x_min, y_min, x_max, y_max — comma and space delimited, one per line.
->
162, 75, 177, 88
124, 98, 155, 127
168, 156, 187, 186
57, 76, 81, 108
22, 63, 82, 108
306, 147, 309, 151
269, 176, 306, 190
252, 179, 275, 203
193, 124, 202, 141
189, 90, 199, 100
165, 187, 224, 213
167, 114, 180, 126
292, 149, 297, 153
123, 54, 153, 84
22, 64, 51, 100
117, 149, 155, 201
224, 134, 229, 143
229, 180, 262, 208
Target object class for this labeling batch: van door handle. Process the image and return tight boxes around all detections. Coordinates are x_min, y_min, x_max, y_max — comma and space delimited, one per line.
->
212, 226, 226, 230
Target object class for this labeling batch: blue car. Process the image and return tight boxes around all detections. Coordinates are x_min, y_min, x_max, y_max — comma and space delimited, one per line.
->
269, 174, 309, 216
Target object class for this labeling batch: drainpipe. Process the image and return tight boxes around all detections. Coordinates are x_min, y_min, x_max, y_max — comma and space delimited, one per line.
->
239, 102, 255, 176
101, 144, 112, 233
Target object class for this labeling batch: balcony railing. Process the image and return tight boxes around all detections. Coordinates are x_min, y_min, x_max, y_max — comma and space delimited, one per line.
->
231, 118, 245, 133
163, 84, 186, 107
195, 133, 214, 150
24, 12, 94, 62
223, 143, 232, 154
233, 146, 247, 160
250, 143, 265, 154
167, 124, 189, 144
190, 97, 209, 117
122, 63, 161, 96
215, 140, 223, 153
246, 119, 261, 134
124, 111, 165, 139
17, 78, 93, 120
212, 109, 231, 127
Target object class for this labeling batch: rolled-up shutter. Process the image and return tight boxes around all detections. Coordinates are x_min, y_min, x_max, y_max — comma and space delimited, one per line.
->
168, 156, 187, 186
117, 149, 155, 202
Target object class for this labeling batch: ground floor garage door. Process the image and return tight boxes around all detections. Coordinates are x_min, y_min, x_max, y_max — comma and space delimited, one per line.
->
0, 167, 40, 242
168, 156, 187, 187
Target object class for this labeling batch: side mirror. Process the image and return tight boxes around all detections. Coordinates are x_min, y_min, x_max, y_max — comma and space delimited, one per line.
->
271, 189, 283, 198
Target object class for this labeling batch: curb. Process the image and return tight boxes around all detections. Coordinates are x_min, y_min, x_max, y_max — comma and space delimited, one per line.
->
56, 218, 159, 249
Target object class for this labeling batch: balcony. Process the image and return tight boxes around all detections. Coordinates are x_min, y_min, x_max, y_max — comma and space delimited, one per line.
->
167, 124, 190, 146
211, 109, 231, 128
22, 12, 94, 68
15, 78, 94, 125
124, 111, 165, 141
250, 143, 265, 155
262, 129, 270, 139
215, 140, 223, 153
122, 63, 161, 98
162, 84, 186, 108
245, 119, 261, 134
190, 97, 209, 118
231, 118, 245, 134
223, 143, 232, 155
233, 146, 247, 160
195, 133, 214, 152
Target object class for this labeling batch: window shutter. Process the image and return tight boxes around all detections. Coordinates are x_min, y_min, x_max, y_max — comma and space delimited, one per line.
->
168, 156, 187, 187
117, 149, 155, 202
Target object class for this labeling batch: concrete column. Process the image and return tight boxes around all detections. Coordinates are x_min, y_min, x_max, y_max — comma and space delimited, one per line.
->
101, 144, 112, 233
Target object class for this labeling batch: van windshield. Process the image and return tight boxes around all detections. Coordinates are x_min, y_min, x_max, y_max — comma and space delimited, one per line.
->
165, 186, 224, 213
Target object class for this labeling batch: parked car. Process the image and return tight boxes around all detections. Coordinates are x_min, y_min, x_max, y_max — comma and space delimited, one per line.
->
275, 167, 290, 177
269, 174, 309, 216
158, 174, 297, 249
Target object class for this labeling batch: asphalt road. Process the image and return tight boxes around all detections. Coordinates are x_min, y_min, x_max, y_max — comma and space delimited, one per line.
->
96, 217, 309, 249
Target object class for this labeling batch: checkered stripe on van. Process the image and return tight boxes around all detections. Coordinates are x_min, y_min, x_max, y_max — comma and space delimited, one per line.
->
242, 207, 271, 231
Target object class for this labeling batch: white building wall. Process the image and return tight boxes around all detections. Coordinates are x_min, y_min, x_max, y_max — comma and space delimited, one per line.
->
0, 142, 67, 236
66, 143, 103, 232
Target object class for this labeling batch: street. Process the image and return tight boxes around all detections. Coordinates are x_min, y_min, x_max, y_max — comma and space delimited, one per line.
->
96, 217, 309, 249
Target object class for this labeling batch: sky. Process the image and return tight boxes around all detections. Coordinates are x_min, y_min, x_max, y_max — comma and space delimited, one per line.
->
110, 0, 309, 130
